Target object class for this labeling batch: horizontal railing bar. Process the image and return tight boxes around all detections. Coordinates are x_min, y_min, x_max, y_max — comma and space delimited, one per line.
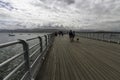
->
30, 46, 48, 69
41, 35, 46, 37
42, 45, 46, 49
0, 41, 20, 48
3, 61, 25, 80
26, 37, 38, 41
30, 47, 40, 58
26, 35, 47, 41
0, 52, 24, 68
30, 51, 42, 69
29, 43, 40, 50
78, 32, 120, 44
77, 32, 120, 33
20, 71, 29, 80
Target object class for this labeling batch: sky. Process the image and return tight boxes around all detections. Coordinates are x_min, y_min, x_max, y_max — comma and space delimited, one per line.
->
0, 0, 120, 31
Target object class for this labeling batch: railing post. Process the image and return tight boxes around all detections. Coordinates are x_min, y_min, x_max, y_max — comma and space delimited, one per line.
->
38, 36, 43, 52
118, 41, 120, 44
109, 33, 112, 42
51, 33, 54, 43
44, 35, 47, 47
93, 33, 94, 39
90, 33, 92, 38
102, 33, 105, 41
97, 33, 99, 40
18, 39, 32, 80
47, 34, 50, 45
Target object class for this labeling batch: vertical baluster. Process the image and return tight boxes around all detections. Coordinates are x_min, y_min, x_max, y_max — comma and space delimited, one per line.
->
19, 39, 33, 80
47, 34, 50, 45
38, 37, 43, 52
44, 35, 47, 48
103, 33, 105, 41
118, 33, 120, 44
109, 33, 112, 42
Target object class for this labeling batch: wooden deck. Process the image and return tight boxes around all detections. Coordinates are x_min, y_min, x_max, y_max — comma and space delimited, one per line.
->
35, 35, 120, 80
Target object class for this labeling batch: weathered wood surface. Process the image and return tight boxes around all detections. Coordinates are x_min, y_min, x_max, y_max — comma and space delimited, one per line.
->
36, 35, 120, 80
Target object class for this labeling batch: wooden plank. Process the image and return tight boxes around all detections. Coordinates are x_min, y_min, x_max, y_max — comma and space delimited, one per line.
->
35, 35, 120, 80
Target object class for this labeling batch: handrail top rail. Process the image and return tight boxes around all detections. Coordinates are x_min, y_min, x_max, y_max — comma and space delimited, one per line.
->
25, 35, 47, 41
77, 32, 120, 33
0, 40, 20, 48
0, 52, 24, 68
0, 35, 49, 48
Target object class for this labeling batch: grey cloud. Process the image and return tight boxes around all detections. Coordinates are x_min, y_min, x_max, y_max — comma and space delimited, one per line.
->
0, 0, 120, 30
0, 0, 15, 11
40, 0, 75, 4
63, 0, 75, 4
72, 0, 120, 15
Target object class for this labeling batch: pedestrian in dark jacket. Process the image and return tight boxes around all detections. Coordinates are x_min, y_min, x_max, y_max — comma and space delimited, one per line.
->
69, 30, 74, 42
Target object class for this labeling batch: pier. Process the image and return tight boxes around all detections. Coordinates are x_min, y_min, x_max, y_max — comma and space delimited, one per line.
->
36, 35, 120, 80
0, 33, 120, 80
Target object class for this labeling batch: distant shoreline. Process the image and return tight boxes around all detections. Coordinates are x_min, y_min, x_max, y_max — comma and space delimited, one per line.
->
0, 29, 59, 33
0, 29, 120, 33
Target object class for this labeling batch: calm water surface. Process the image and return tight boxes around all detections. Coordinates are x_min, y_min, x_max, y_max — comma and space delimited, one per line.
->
0, 33, 47, 44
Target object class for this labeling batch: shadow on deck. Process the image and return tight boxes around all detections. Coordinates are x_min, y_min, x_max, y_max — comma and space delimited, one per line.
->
35, 35, 120, 80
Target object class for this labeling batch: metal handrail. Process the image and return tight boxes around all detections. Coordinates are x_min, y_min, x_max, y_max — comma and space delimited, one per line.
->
29, 43, 40, 50
0, 33, 54, 80
78, 32, 120, 44
0, 52, 24, 68
30, 47, 40, 58
26, 37, 39, 41
0, 41, 20, 48
3, 62, 25, 80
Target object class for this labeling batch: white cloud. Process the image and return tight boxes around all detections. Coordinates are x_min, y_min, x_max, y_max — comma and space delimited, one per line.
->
0, 0, 120, 30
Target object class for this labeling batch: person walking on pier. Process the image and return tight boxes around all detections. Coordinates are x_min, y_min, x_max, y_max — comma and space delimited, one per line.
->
69, 30, 74, 42
73, 31, 75, 39
54, 32, 58, 36
58, 31, 64, 36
